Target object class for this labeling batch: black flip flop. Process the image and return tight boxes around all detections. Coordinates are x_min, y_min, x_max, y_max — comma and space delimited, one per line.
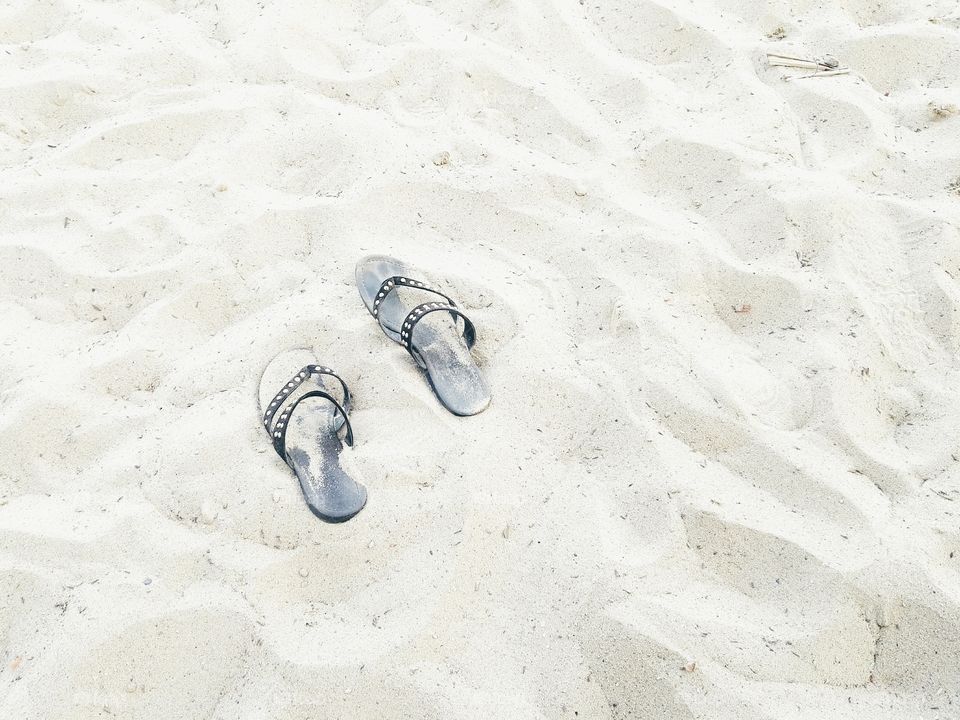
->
356, 255, 491, 416
258, 349, 366, 522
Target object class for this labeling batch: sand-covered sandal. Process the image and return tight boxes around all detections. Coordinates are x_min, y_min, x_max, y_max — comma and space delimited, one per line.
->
356, 255, 490, 416
258, 349, 366, 522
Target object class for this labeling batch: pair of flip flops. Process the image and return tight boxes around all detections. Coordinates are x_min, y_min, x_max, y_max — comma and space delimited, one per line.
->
258, 256, 490, 522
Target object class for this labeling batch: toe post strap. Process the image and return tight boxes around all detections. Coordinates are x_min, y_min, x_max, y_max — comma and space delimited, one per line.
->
263, 365, 353, 460
370, 275, 477, 364
371, 275, 455, 320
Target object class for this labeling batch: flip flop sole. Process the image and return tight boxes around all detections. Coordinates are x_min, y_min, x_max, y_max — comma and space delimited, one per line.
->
258, 349, 366, 522
356, 255, 490, 416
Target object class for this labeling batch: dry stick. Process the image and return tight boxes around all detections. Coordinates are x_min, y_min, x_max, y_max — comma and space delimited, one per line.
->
766, 53, 842, 72
766, 53, 849, 80
788, 69, 851, 80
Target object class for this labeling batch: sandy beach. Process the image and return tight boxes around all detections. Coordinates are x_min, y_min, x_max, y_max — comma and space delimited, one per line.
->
2, 0, 960, 717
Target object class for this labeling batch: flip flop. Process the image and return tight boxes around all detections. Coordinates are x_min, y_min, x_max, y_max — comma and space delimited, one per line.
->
356, 255, 491, 416
258, 349, 366, 522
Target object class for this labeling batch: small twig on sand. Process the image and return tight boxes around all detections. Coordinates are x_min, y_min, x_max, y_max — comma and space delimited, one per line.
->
767, 52, 849, 79
788, 68, 851, 81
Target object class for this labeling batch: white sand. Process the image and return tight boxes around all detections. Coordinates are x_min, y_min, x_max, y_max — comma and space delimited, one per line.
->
2, 0, 960, 717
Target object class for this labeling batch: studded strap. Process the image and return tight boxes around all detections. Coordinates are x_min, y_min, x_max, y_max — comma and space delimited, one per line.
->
400, 302, 476, 368
262, 365, 353, 460
268, 391, 353, 458
371, 275, 455, 320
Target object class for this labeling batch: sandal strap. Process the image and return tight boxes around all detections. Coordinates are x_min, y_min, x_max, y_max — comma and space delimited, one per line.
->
371, 275, 455, 321
269, 390, 354, 459
262, 365, 352, 458
400, 302, 476, 367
